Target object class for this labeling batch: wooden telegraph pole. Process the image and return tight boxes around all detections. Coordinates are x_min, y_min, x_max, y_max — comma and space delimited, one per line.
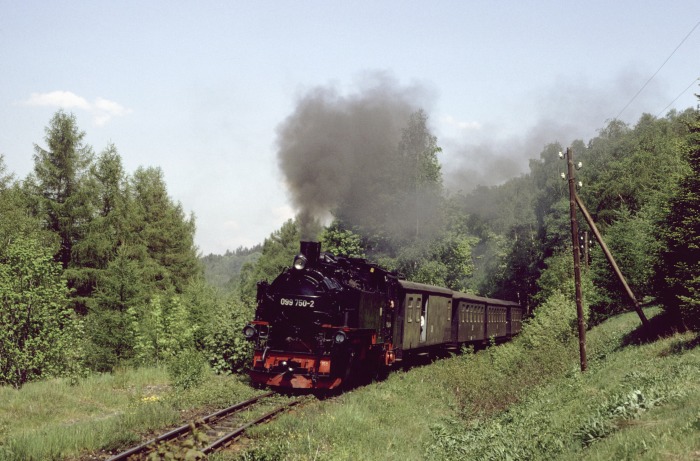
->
563, 147, 587, 372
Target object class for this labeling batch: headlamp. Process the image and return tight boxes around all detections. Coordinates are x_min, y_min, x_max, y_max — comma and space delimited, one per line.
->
293, 254, 308, 270
243, 324, 257, 339
334, 330, 347, 344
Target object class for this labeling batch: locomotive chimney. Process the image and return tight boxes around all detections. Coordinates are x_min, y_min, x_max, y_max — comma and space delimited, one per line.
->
299, 241, 321, 265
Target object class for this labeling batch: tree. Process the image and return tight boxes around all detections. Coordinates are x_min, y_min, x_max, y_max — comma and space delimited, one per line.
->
130, 166, 200, 292
399, 109, 442, 188
0, 237, 77, 387
490, 225, 542, 308
73, 144, 132, 268
201, 245, 262, 291
129, 293, 195, 365
589, 206, 660, 324
238, 219, 300, 304
582, 113, 693, 223
397, 109, 444, 242
84, 246, 147, 370
200, 291, 253, 375
654, 104, 700, 330
31, 110, 93, 269
0, 156, 52, 255
70, 144, 134, 313
320, 221, 365, 257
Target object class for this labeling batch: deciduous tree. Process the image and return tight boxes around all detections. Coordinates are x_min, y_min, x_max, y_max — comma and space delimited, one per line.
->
0, 237, 77, 387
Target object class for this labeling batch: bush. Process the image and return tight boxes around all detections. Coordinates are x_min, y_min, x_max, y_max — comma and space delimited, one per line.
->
426, 291, 581, 421
167, 349, 207, 390
202, 298, 253, 375
519, 291, 583, 349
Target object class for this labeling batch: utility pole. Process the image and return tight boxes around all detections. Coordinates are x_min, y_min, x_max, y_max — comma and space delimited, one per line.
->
562, 147, 587, 372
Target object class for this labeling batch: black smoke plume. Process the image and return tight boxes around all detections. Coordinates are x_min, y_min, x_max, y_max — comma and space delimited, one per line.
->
276, 73, 433, 240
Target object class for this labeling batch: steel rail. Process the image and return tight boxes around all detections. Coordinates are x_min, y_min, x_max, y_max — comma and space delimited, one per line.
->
201, 399, 301, 453
106, 391, 274, 461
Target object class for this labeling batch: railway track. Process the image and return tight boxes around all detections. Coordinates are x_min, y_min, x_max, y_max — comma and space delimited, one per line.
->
106, 391, 300, 460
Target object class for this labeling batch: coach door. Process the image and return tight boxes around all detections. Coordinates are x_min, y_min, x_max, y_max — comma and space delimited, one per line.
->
402, 293, 422, 349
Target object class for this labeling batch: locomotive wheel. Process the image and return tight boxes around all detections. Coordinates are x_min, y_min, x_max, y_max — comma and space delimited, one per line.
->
341, 351, 358, 389
371, 363, 390, 382
366, 348, 389, 383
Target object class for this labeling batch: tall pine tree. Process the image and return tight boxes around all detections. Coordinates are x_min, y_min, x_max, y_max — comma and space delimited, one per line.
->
31, 111, 94, 314
131, 166, 200, 292
31, 110, 93, 269
654, 103, 700, 330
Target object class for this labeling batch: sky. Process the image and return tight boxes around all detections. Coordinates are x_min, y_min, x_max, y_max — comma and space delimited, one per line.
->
1, 1, 698, 255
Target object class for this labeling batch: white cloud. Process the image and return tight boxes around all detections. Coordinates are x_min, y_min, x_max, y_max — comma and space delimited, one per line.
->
93, 97, 132, 126
23, 91, 132, 126
26, 91, 91, 110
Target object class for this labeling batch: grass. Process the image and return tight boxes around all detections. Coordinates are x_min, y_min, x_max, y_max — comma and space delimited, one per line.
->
223, 301, 699, 461
1, 298, 698, 460
0, 367, 261, 461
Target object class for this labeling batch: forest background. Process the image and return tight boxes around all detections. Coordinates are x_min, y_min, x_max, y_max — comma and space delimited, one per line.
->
0, 97, 698, 389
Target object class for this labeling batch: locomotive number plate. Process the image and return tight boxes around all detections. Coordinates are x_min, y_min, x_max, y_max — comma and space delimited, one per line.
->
279, 297, 315, 308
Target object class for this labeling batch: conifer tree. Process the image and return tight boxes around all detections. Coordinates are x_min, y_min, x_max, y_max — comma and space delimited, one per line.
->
31, 110, 93, 269
655, 103, 700, 330
70, 144, 133, 312
131, 166, 200, 292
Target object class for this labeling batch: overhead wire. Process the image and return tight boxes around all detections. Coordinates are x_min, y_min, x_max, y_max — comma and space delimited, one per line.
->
614, 20, 700, 120
656, 77, 699, 117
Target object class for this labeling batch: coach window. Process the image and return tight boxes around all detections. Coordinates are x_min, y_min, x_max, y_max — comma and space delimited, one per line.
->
408, 297, 413, 323
420, 298, 428, 343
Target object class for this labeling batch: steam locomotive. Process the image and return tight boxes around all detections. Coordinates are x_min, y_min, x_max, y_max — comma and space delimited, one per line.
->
243, 241, 523, 390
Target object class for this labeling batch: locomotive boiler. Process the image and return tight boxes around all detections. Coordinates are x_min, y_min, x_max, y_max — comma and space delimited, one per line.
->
243, 241, 522, 391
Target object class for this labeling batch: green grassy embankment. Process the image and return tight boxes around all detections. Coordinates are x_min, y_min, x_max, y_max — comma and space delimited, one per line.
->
227, 297, 699, 461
